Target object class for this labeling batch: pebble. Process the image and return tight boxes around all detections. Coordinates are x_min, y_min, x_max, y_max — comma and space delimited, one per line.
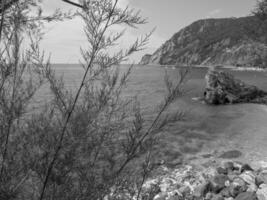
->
205, 192, 213, 199
193, 181, 210, 198
178, 185, 191, 196
167, 195, 181, 200
219, 187, 231, 198
211, 194, 224, 200
153, 192, 168, 200
256, 171, 267, 186
225, 180, 231, 187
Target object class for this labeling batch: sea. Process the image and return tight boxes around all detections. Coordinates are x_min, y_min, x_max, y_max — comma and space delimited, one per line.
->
35, 64, 267, 168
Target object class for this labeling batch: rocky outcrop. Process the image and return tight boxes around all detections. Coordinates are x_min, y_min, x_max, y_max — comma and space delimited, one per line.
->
204, 69, 267, 105
139, 54, 152, 65
139, 16, 267, 67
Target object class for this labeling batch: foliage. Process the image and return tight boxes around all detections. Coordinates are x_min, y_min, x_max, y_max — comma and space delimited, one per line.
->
253, 0, 267, 20
0, 0, 187, 199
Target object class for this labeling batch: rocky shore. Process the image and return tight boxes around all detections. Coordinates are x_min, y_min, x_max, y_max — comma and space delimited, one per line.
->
142, 161, 267, 200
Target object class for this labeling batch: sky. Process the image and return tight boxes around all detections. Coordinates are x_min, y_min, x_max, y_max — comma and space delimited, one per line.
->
41, 0, 257, 63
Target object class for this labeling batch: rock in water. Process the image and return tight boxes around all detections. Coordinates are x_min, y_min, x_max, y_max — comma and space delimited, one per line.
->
219, 150, 242, 159
204, 69, 267, 105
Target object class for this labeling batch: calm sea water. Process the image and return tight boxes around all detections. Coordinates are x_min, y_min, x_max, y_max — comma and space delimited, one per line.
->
35, 64, 267, 166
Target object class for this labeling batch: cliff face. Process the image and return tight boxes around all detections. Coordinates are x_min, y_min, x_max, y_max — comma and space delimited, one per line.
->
140, 16, 267, 67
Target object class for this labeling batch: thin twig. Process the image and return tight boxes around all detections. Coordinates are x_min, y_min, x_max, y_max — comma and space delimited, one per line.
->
0, 10, 20, 179
116, 69, 189, 175
38, 1, 119, 199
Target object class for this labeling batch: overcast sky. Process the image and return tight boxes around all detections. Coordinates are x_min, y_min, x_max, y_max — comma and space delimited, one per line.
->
41, 0, 257, 63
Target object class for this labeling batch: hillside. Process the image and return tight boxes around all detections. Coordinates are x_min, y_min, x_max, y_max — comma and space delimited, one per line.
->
140, 16, 267, 67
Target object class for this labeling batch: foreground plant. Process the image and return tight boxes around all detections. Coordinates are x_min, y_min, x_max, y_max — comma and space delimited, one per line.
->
1, 0, 187, 199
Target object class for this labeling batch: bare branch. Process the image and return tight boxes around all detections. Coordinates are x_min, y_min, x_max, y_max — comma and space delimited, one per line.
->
61, 0, 83, 8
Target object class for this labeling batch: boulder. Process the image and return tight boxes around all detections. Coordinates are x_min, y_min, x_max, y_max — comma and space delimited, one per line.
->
229, 179, 248, 197
204, 69, 267, 105
240, 164, 254, 173
239, 171, 256, 186
210, 174, 229, 193
256, 170, 267, 186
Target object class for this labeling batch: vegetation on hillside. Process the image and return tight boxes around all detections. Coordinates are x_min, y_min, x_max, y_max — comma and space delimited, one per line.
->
140, 0, 267, 67
253, 0, 267, 20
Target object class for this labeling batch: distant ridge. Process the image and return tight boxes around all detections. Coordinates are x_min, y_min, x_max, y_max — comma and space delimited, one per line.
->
140, 16, 267, 67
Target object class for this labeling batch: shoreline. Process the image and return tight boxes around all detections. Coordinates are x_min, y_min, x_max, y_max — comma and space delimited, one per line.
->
139, 64, 267, 72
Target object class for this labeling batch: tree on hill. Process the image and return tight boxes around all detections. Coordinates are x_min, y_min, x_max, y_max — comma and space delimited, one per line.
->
253, 0, 267, 20
252, 0, 267, 68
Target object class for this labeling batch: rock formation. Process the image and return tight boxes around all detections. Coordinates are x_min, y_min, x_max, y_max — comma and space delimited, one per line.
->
204, 69, 267, 105
139, 54, 152, 65
139, 16, 267, 67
